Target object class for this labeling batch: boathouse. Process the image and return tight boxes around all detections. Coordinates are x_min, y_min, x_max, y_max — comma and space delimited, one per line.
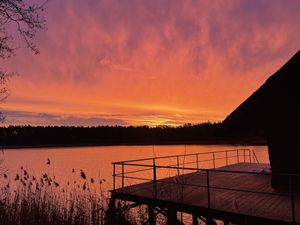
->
222, 50, 300, 189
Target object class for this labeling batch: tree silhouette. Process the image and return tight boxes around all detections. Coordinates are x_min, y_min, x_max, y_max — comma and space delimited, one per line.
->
0, 0, 47, 120
0, 122, 267, 147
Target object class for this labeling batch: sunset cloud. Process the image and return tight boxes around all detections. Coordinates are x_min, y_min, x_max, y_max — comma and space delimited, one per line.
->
2, 0, 300, 126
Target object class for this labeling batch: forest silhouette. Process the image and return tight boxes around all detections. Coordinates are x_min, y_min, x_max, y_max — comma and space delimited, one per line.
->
0, 123, 265, 148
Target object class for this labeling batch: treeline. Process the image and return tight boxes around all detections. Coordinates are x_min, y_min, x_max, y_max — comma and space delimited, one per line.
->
0, 123, 266, 148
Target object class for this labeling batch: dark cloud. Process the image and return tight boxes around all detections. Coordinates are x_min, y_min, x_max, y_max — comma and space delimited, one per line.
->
2, 110, 128, 126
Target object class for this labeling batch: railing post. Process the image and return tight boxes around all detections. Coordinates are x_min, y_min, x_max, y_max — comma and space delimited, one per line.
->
212, 152, 215, 169
196, 154, 199, 170
243, 149, 246, 162
177, 155, 180, 176
113, 163, 116, 190
153, 158, 157, 199
206, 170, 211, 209
121, 162, 124, 190
237, 150, 239, 164
226, 151, 228, 166
249, 149, 251, 163
289, 175, 295, 223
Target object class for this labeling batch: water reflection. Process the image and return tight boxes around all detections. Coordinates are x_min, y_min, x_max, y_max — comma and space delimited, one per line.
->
1, 145, 268, 191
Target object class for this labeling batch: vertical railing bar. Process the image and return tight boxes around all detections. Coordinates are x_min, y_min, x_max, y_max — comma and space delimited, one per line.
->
113, 163, 116, 190
244, 149, 246, 163
290, 175, 295, 223
237, 149, 239, 164
249, 149, 251, 163
153, 158, 157, 199
196, 154, 199, 170
177, 155, 180, 176
212, 152, 216, 169
206, 170, 211, 209
226, 151, 228, 166
121, 162, 124, 190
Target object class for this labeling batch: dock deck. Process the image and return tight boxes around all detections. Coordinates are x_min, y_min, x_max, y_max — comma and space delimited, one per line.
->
110, 149, 300, 225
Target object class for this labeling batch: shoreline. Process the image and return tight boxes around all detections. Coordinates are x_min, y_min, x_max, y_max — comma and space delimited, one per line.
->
1, 140, 267, 150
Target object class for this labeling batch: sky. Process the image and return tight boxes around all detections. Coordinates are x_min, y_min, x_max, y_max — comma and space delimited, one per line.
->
1, 0, 300, 127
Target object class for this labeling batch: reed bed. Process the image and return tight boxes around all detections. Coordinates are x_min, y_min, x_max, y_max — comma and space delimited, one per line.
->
0, 161, 144, 225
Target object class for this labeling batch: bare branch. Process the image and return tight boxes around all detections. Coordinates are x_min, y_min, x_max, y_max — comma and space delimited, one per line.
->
0, 0, 47, 108
0, 0, 47, 54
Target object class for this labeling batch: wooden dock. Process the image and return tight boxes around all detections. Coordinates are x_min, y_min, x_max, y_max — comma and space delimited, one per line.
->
110, 149, 300, 225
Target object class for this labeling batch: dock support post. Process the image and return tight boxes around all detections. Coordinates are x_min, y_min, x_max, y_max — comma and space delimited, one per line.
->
223, 219, 230, 225
207, 217, 217, 225
108, 196, 115, 211
193, 214, 198, 225
166, 207, 177, 225
148, 205, 155, 225
107, 196, 116, 225
200, 215, 216, 225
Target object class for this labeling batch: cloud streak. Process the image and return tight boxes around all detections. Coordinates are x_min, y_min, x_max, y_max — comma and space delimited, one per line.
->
2, 110, 128, 126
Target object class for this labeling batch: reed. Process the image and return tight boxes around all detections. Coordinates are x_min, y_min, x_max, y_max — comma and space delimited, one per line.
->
0, 163, 143, 225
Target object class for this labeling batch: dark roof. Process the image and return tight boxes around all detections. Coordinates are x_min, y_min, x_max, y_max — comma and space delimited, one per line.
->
222, 50, 300, 133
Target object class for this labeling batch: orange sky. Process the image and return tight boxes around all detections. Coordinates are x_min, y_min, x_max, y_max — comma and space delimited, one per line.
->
1, 0, 300, 126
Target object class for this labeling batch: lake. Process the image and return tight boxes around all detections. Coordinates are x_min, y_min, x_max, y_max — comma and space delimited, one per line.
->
1, 145, 268, 191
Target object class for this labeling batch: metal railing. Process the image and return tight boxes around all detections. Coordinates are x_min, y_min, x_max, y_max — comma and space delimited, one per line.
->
112, 149, 299, 223
113, 149, 260, 189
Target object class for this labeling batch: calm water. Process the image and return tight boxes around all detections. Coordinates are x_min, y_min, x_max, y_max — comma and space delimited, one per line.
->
1, 145, 268, 190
